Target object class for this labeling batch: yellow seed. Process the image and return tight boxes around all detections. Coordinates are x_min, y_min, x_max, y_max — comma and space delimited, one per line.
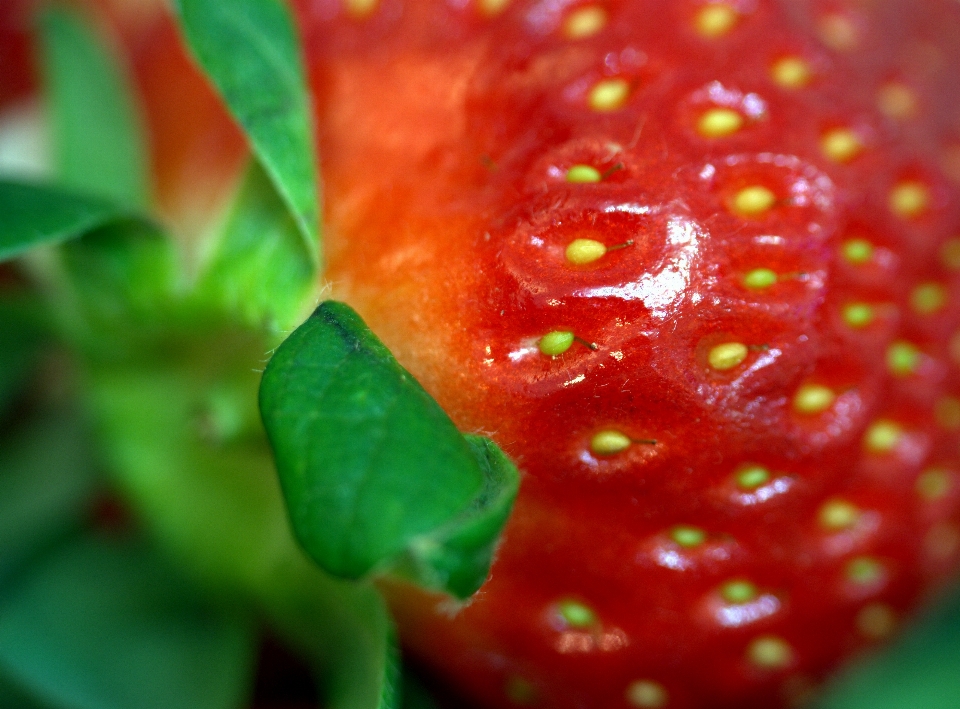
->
747, 636, 794, 669
940, 238, 960, 269
566, 238, 608, 264
591, 430, 632, 455
911, 282, 947, 314
878, 82, 918, 120
563, 5, 608, 39
478, 0, 510, 16
708, 342, 749, 371
344, 0, 378, 17
538, 331, 575, 356
671, 525, 706, 548
864, 420, 903, 454
935, 397, 960, 430
625, 680, 668, 709
771, 56, 812, 89
818, 13, 858, 51
890, 181, 931, 219
847, 556, 884, 585
732, 186, 777, 216
887, 341, 920, 377
743, 268, 778, 289
588, 78, 630, 112
819, 499, 860, 530
698, 108, 744, 137
566, 164, 602, 183
695, 4, 739, 38
821, 128, 862, 163
916, 467, 952, 500
736, 465, 770, 490
721, 579, 758, 604
842, 303, 874, 328
857, 603, 896, 639
556, 599, 597, 627
793, 384, 836, 414
842, 238, 874, 264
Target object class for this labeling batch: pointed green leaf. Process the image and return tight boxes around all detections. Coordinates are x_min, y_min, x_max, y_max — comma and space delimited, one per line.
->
0, 181, 126, 262
0, 412, 99, 590
259, 301, 520, 599
0, 536, 256, 709
172, 0, 319, 263
198, 161, 315, 331
38, 9, 148, 207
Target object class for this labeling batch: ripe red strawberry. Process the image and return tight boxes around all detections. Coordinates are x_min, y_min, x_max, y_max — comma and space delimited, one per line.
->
288, 0, 960, 707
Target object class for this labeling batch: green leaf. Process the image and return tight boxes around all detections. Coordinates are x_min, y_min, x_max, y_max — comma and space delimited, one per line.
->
0, 181, 126, 263
259, 301, 520, 598
815, 584, 960, 709
172, 0, 319, 263
0, 536, 256, 709
198, 161, 315, 331
38, 8, 148, 207
0, 297, 49, 413
0, 412, 99, 590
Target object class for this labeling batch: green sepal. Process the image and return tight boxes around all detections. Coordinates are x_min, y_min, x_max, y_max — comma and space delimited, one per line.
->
37, 8, 149, 207
259, 301, 520, 599
172, 0, 320, 264
197, 161, 316, 332
0, 535, 257, 709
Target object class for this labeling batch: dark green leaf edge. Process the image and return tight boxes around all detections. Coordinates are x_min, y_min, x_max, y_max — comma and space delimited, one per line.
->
171, 0, 320, 267
260, 301, 520, 600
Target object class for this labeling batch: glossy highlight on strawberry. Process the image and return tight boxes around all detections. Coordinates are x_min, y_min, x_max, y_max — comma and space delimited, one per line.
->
291, 1, 960, 706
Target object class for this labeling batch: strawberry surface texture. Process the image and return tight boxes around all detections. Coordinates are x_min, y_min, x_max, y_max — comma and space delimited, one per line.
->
292, 0, 960, 707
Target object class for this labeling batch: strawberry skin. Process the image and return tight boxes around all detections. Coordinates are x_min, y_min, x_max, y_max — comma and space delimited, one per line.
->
293, 0, 960, 707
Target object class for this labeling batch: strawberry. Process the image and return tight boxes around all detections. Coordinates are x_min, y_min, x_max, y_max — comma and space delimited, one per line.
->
286, 0, 960, 707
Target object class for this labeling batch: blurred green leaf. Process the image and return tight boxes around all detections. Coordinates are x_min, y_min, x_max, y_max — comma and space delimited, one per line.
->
198, 161, 315, 332
0, 181, 126, 263
400, 670, 439, 709
38, 8, 148, 207
260, 301, 520, 598
0, 412, 98, 590
264, 576, 400, 709
86, 349, 400, 709
172, 0, 319, 264
0, 535, 256, 709
59, 220, 178, 340
0, 671, 51, 709
815, 583, 960, 709
0, 297, 49, 413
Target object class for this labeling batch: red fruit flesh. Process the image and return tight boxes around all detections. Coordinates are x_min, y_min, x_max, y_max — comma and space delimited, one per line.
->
294, 1, 960, 707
